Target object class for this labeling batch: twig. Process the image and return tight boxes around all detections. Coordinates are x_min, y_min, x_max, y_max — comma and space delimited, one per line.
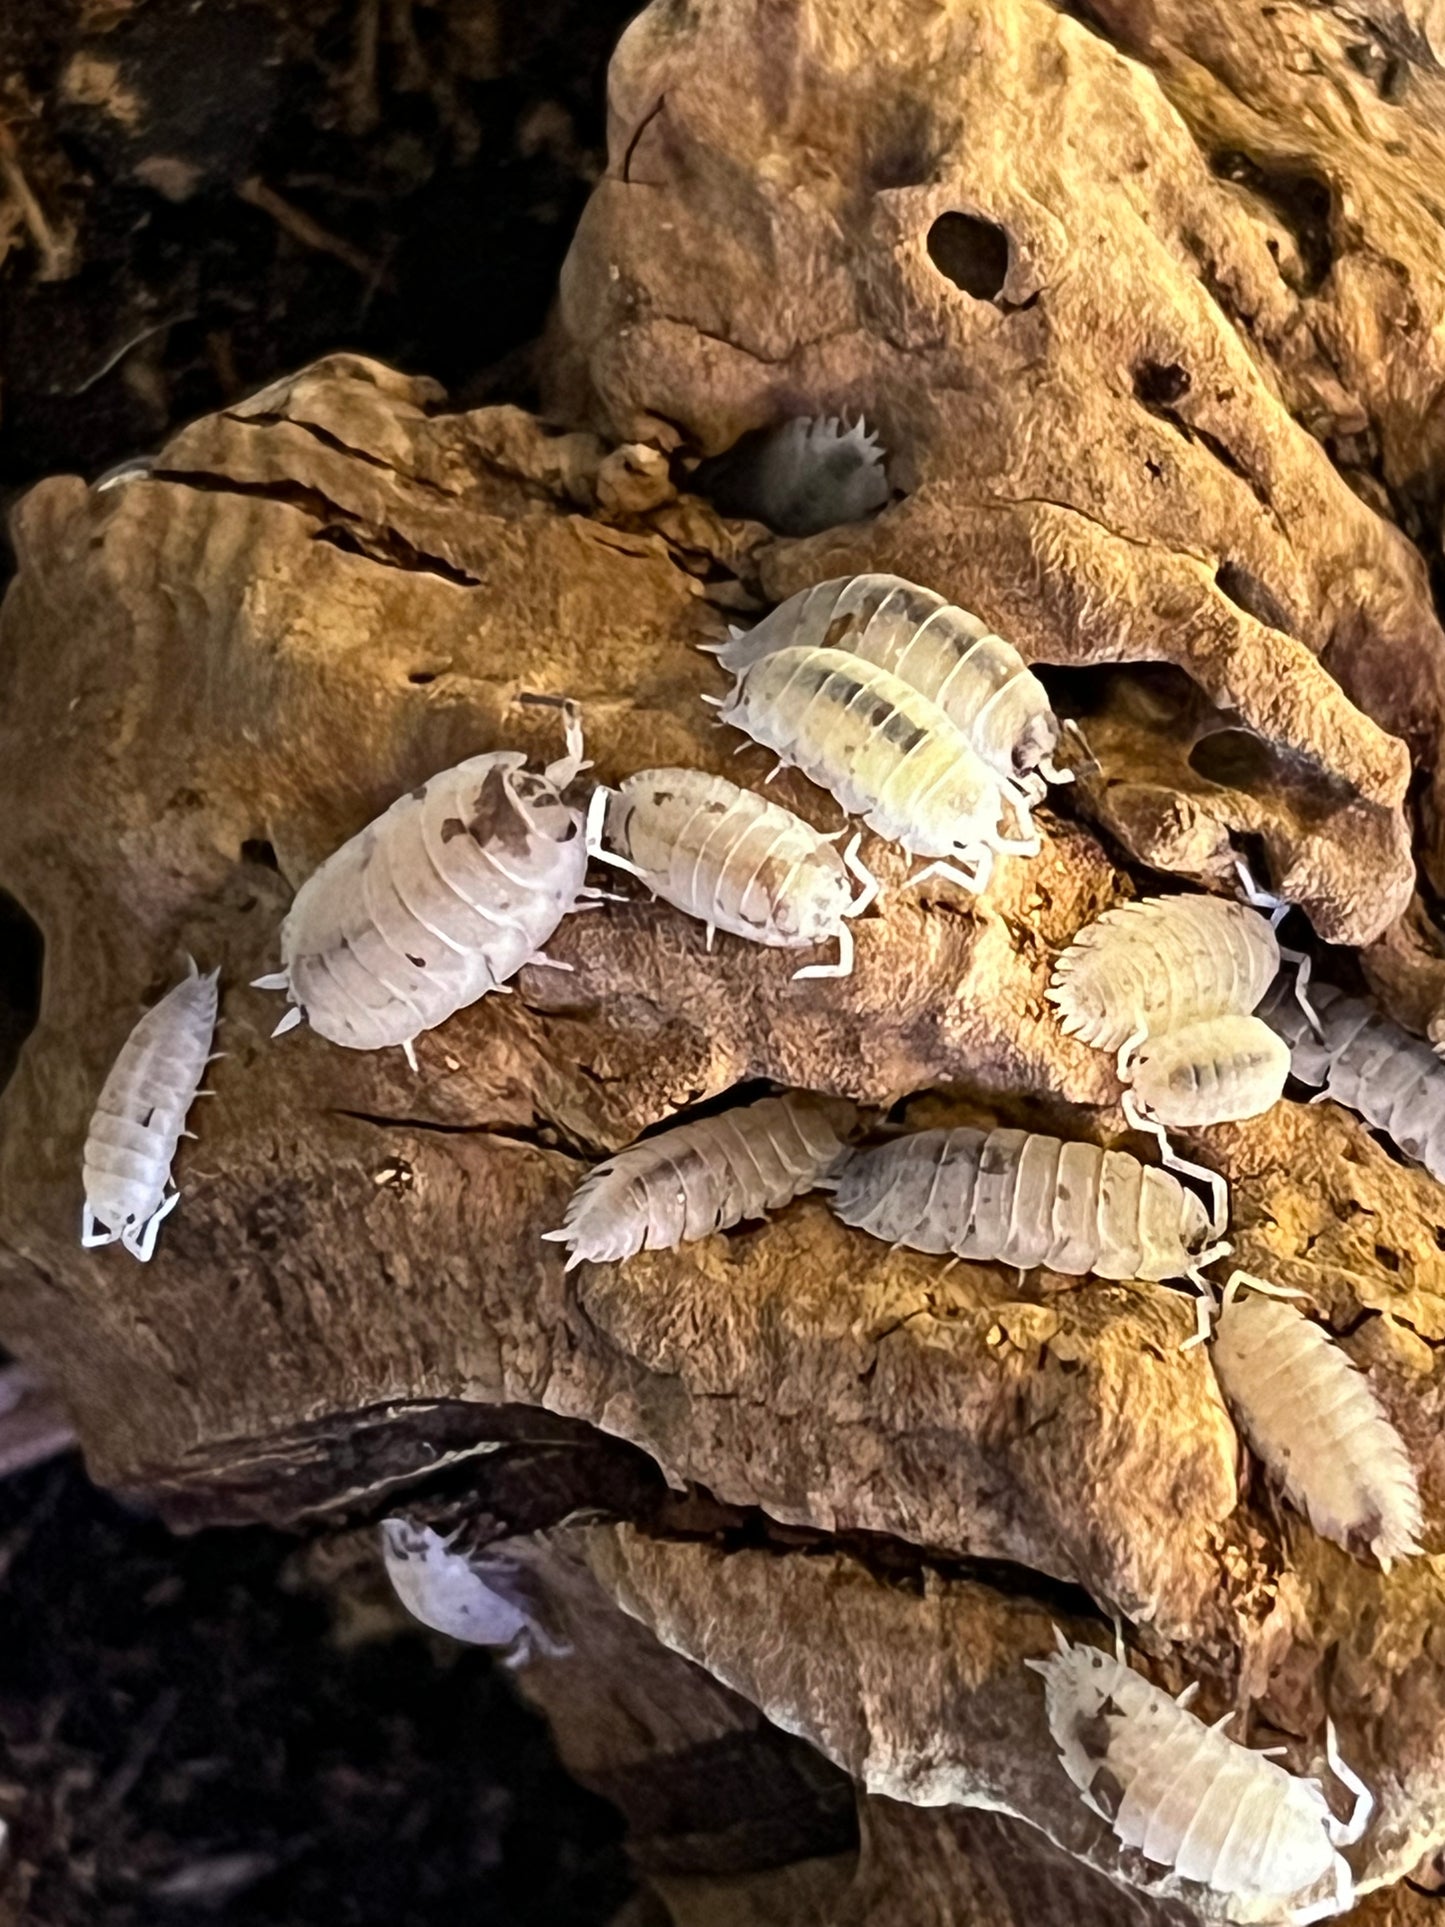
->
237, 175, 384, 283
0, 122, 70, 281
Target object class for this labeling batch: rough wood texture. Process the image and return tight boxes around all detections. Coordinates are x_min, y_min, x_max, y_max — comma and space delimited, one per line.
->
6, 0, 1445, 1915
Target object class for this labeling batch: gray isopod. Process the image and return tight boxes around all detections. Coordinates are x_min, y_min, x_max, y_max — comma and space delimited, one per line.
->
585, 766, 878, 976
1029, 1630, 1372, 1924
543, 1092, 854, 1270
1267, 982, 1445, 1182
826, 1126, 1227, 1337
81, 960, 220, 1261
712, 646, 1039, 894
254, 704, 591, 1068
707, 572, 1068, 789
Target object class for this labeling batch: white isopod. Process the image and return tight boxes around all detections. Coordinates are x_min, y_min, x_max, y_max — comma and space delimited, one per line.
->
1029, 1630, 1372, 1924
81, 959, 220, 1262
707, 572, 1069, 790
1267, 983, 1445, 1182
255, 704, 591, 1068
826, 1126, 1228, 1339
1128, 1015, 1292, 1129
381, 1520, 567, 1664
1048, 895, 1282, 1068
543, 1092, 854, 1270
1210, 1274, 1424, 1570
584, 767, 879, 977
712, 646, 1039, 894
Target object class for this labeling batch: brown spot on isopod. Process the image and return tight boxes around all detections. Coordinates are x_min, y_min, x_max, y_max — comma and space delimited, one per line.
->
464, 767, 538, 859
1088, 1762, 1127, 1820
406, 955, 426, 969
440, 817, 468, 843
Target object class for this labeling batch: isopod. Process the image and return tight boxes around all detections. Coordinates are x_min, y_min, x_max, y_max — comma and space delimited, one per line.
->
543, 1092, 854, 1270
81, 959, 220, 1262
712, 647, 1038, 894
1126, 1015, 1291, 1128
254, 703, 590, 1067
1210, 1274, 1424, 1570
1267, 983, 1445, 1182
1028, 1629, 1372, 1924
1048, 895, 1282, 1068
584, 767, 878, 977
381, 1521, 567, 1664
826, 1126, 1227, 1339
707, 572, 1068, 788
696, 417, 889, 537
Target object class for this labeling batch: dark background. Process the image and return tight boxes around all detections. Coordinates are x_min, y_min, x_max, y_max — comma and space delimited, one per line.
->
0, 2, 640, 1919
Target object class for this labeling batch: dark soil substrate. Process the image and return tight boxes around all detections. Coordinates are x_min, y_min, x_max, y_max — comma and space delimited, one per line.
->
0, 1457, 634, 1927
0, 0, 636, 522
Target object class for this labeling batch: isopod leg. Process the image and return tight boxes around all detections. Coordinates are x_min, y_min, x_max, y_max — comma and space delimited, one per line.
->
1037, 754, 1074, 787
906, 856, 988, 895
1277, 943, 1323, 1038
543, 699, 590, 788
793, 923, 853, 980
1175, 1682, 1200, 1708
402, 1038, 419, 1074
1232, 854, 1285, 915
842, 834, 881, 916
584, 786, 650, 881
80, 1205, 120, 1249
1115, 1024, 1147, 1080
1178, 1274, 1217, 1350
529, 951, 575, 973
1060, 718, 1098, 775
1122, 1091, 1228, 1239
252, 970, 291, 991
1325, 1719, 1375, 1846
1220, 1268, 1308, 1313
130, 1189, 180, 1262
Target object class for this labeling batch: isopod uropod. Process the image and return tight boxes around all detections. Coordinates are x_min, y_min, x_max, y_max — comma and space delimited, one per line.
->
584, 766, 878, 977
1210, 1274, 1424, 1571
713, 646, 1038, 895
707, 572, 1069, 790
825, 1126, 1227, 1339
543, 1092, 855, 1270
1266, 983, 1445, 1183
1029, 1630, 1372, 1924
254, 704, 590, 1068
81, 959, 220, 1262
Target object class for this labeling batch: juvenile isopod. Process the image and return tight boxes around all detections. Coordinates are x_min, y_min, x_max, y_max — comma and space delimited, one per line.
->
254, 704, 591, 1068
1126, 1015, 1291, 1128
543, 1092, 854, 1270
584, 767, 878, 977
81, 960, 220, 1261
825, 1126, 1228, 1340
695, 417, 889, 536
381, 1520, 567, 1664
1029, 1629, 1372, 1924
1266, 983, 1445, 1183
1210, 1274, 1424, 1570
711, 647, 1039, 894
707, 573, 1069, 789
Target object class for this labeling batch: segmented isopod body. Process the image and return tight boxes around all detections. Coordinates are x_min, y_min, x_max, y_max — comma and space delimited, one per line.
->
826, 1127, 1215, 1282
1267, 983, 1445, 1181
1029, 1633, 1367, 1923
710, 573, 1063, 784
589, 767, 878, 977
543, 1093, 854, 1270
1212, 1284, 1423, 1570
1048, 895, 1280, 1055
716, 647, 1032, 892
1130, 1015, 1290, 1128
81, 961, 219, 1262
256, 708, 588, 1064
